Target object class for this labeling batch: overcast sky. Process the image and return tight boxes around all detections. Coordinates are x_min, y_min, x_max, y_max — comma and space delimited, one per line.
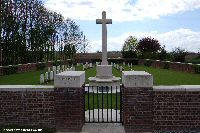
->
44, 0, 200, 53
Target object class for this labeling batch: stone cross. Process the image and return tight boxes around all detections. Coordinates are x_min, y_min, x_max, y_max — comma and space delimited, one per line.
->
96, 11, 112, 65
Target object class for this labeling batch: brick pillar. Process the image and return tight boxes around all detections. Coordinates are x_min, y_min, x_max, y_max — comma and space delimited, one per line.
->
54, 71, 85, 132
122, 71, 153, 133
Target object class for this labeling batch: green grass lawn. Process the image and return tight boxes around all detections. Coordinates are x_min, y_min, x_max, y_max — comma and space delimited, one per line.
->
85, 93, 121, 110
0, 69, 47, 85
0, 64, 200, 85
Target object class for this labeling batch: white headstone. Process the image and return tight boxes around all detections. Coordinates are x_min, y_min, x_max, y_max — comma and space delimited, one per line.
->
45, 72, 49, 81
83, 65, 85, 70
89, 63, 93, 68
96, 11, 112, 65
123, 62, 125, 65
128, 63, 130, 67
62, 65, 65, 71
116, 64, 119, 70
40, 74, 44, 84
53, 66, 56, 71
120, 66, 123, 71
48, 67, 51, 72
131, 63, 133, 68
50, 71, 53, 80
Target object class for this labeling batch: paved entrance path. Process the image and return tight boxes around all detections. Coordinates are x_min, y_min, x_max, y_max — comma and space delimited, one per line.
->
81, 123, 125, 133
56, 123, 125, 133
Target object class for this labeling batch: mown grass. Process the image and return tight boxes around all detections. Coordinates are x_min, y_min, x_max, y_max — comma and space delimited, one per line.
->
85, 93, 121, 110
0, 64, 200, 85
125, 65, 200, 85
0, 69, 47, 85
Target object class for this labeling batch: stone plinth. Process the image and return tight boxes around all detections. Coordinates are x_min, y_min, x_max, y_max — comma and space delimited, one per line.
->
89, 76, 121, 87
96, 65, 112, 78
122, 71, 153, 88
89, 65, 121, 88
54, 71, 85, 88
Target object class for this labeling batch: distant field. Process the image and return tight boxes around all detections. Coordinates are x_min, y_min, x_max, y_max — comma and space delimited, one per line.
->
0, 64, 200, 85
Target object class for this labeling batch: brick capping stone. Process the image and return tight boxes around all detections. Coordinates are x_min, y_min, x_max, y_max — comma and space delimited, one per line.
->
153, 85, 200, 91
0, 85, 54, 91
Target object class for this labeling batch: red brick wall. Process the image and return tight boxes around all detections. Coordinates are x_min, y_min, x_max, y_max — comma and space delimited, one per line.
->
0, 61, 65, 76
76, 52, 122, 60
153, 88, 200, 132
169, 62, 195, 73
122, 86, 200, 132
137, 59, 196, 73
18, 63, 37, 73
138, 59, 145, 65
54, 87, 84, 132
122, 87, 153, 132
0, 87, 55, 129
151, 60, 164, 68
0, 86, 85, 132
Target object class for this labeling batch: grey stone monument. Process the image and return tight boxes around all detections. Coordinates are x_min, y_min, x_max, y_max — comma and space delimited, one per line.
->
88, 11, 120, 90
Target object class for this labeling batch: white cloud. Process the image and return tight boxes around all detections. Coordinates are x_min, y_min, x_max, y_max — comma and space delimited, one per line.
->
44, 0, 200, 22
88, 29, 200, 52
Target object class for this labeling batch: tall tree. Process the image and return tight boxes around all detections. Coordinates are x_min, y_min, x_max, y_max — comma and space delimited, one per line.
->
122, 36, 138, 58
0, 0, 88, 65
137, 37, 161, 53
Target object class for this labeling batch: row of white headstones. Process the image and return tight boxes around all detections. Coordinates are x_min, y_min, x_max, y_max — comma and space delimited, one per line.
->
81, 62, 94, 70
111, 62, 133, 71
40, 62, 96, 84
40, 65, 76, 84
40, 61, 134, 84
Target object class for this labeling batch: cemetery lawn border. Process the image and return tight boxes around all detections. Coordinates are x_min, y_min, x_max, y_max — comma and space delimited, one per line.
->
0, 64, 200, 85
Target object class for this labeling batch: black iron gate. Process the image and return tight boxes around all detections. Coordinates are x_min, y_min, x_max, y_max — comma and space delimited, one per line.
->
84, 85, 123, 123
